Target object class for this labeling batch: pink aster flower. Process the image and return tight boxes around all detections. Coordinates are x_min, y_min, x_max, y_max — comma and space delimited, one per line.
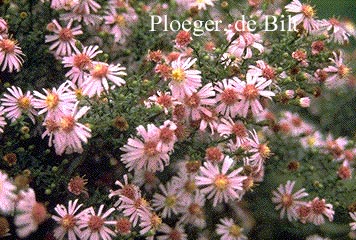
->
307, 197, 334, 225
228, 32, 264, 59
52, 199, 87, 240
45, 19, 83, 57
156, 120, 177, 153
1, 86, 37, 123
0, 37, 25, 72
118, 191, 151, 227
157, 223, 187, 240
78, 205, 116, 240
14, 189, 48, 238
62, 45, 103, 86
218, 117, 249, 146
214, 78, 240, 118
0, 171, 16, 214
180, 83, 216, 121
272, 181, 308, 221
138, 209, 162, 236
171, 169, 199, 202
285, 0, 319, 33
244, 130, 272, 171
103, 7, 138, 43
144, 91, 179, 115
349, 212, 356, 231
169, 57, 202, 99
195, 156, 247, 207
235, 74, 275, 117
33, 81, 77, 119
178, 191, 206, 228
109, 174, 139, 207
60, 0, 102, 26
152, 182, 181, 218
120, 124, 170, 172
320, 18, 351, 44
50, 103, 91, 155
248, 60, 277, 81
216, 218, 247, 240
323, 51, 351, 88
82, 61, 126, 97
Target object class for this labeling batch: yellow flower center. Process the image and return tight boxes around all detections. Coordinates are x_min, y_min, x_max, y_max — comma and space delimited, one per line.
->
214, 174, 229, 191
0, 39, 15, 53
17, 96, 31, 110
151, 214, 162, 229
307, 136, 316, 146
259, 144, 271, 159
243, 84, 259, 100
61, 215, 76, 229
165, 195, 177, 207
46, 92, 59, 110
60, 116, 75, 133
184, 180, 197, 193
338, 65, 350, 78
91, 63, 108, 78
171, 68, 186, 82
302, 5, 315, 18
281, 194, 293, 207
229, 224, 242, 237
116, 15, 126, 27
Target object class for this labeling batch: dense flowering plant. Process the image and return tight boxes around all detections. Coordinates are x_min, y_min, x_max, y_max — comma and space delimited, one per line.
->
0, 0, 355, 239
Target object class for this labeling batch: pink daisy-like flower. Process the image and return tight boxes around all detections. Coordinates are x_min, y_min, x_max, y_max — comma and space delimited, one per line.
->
0, 171, 16, 214
0, 37, 25, 72
323, 51, 351, 88
52, 199, 87, 240
1, 86, 37, 123
82, 61, 126, 97
169, 57, 202, 99
157, 223, 187, 240
171, 169, 199, 202
33, 81, 77, 119
138, 209, 162, 236
109, 174, 139, 207
118, 191, 151, 227
45, 19, 83, 57
214, 78, 240, 118
144, 91, 179, 115
132, 169, 160, 192
324, 134, 348, 161
308, 197, 334, 225
50, 103, 91, 155
349, 212, 356, 231
216, 218, 247, 240
78, 205, 116, 240
60, 0, 102, 26
248, 60, 277, 81
320, 18, 351, 44
228, 32, 264, 59
178, 191, 206, 228
218, 117, 249, 146
235, 74, 275, 117
120, 124, 170, 172
272, 181, 308, 221
181, 83, 215, 121
285, 0, 319, 33
156, 120, 177, 153
103, 7, 138, 43
195, 156, 247, 207
152, 182, 181, 218
14, 188, 48, 238
62, 45, 103, 86
244, 130, 272, 171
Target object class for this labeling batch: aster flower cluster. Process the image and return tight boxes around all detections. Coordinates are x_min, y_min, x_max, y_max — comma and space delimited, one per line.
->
0, 0, 355, 239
